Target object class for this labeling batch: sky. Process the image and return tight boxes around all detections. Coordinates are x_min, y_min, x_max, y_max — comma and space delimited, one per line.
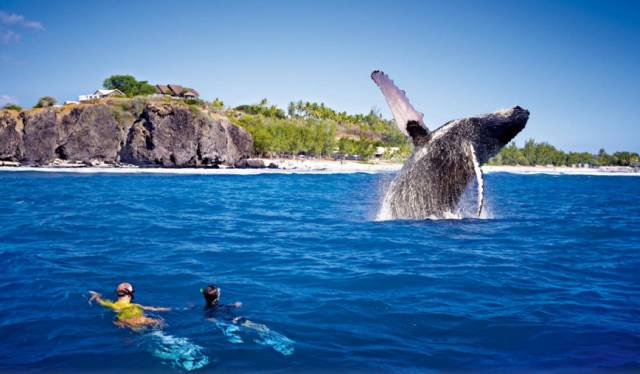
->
1, 0, 639, 152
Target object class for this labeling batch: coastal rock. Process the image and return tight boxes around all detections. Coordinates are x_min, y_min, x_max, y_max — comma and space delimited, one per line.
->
0, 112, 23, 161
121, 103, 252, 167
0, 100, 253, 168
235, 158, 266, 168
221, 119, 252, 164
197, 118, 252, 166
21, 109, 58, 164
196, 117, 230, 165
121, 103, 198, 166
57, 105, 120, 162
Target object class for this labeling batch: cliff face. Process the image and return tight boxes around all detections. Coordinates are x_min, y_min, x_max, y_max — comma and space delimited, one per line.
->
57, 105, 122, 162
0, 102, 252, 167
0, 112, 23, 160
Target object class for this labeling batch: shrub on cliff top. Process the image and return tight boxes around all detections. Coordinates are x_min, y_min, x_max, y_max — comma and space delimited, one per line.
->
33, 96, 57, 108
212, 98, 224, 110
2, 103, 22, 111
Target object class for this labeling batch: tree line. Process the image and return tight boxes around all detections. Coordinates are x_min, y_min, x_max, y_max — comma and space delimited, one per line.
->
490, 140, 639, 167
230, 99, 411, 159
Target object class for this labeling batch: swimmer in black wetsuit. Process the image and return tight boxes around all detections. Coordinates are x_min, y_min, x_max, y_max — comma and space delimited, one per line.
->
200, 284, 294, 355
201, 284, 244, 343
202, 284, 242, 310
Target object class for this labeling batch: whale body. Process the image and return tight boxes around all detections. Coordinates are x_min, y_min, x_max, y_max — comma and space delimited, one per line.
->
371, 71, 529, 219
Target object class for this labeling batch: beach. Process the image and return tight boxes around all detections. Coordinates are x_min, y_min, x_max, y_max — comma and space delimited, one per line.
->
1, 159, 639, 176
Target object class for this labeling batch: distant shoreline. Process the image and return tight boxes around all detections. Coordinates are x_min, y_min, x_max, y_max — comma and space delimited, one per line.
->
483, 165, 640, 176
1, 159, 639, 176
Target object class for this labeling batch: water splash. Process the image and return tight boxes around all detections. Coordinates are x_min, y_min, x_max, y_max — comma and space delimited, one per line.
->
147, 330, 210, 371
207, 317, 295, 356
375, 174, 396, 221
376, 160, 490, 221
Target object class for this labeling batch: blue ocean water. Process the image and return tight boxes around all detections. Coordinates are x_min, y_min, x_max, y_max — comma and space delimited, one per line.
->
0, 171, 638, 372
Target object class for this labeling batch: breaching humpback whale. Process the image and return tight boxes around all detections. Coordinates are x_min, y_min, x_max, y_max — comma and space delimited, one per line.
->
371, 70, 529, 220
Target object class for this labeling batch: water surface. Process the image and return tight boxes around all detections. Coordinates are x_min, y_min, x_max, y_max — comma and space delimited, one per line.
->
0, 172, 638, 372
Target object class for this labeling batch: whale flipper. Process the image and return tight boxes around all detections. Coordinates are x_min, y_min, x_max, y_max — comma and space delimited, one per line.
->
371, 70, 428, 142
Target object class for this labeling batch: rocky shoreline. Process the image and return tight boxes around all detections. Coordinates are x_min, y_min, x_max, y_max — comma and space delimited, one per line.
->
0, 100, 255, 168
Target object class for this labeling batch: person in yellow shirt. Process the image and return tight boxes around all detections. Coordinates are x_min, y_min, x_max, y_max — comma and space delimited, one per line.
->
89, 282, 170, 329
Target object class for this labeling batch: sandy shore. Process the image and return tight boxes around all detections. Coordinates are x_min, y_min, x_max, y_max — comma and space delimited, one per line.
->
0, 159, 401, 175
0, 159, 638, 176
483, 165, 640, 176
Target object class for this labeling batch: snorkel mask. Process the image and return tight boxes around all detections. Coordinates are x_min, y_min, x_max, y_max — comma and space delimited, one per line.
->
116, 283, 135, 301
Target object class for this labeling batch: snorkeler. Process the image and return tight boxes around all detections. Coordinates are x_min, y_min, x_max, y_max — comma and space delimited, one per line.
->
201, 284, 295, 355
202, 284, 242, 309
89, 282, 170, 328
88, 283, 209, 371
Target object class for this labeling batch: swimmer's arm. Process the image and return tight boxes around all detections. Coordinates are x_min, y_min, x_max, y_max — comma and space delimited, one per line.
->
140, 305, 171, 312
221, 302, 242, 311
88, 291, 114, 308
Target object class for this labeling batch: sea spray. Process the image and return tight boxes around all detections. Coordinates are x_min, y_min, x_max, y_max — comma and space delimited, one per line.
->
375, 173, 397, 221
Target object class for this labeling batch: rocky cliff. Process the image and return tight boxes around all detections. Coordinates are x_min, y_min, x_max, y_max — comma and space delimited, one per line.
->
0, 101, 252, 167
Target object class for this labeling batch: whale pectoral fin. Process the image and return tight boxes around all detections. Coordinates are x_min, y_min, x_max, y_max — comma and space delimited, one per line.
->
406, 120, 430, 146
371, 70, 429, 138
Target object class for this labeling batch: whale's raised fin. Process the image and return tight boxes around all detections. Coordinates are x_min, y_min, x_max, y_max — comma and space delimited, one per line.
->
371, 70, 429, 141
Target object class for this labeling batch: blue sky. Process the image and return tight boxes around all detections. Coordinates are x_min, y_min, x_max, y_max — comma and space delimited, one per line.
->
1, 0, 638, 152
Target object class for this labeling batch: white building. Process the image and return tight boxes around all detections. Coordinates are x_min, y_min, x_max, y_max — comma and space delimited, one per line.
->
78, 89, 125, 102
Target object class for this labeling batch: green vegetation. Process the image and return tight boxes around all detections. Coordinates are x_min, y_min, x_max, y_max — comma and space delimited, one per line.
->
234, 98, 286, 119
212, 98, 224, 110
2, 103, 21, 111
229, 99, 411, 159
33, 96, 57, 108
103, 75, 155, 97
490, 139, 640, 167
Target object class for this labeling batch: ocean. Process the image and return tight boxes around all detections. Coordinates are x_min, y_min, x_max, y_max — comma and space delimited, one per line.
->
0, 171, 638, 372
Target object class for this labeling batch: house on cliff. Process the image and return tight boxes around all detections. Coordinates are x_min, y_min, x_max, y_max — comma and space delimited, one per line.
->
78, 89, 125, 102
155, 84, 199, 98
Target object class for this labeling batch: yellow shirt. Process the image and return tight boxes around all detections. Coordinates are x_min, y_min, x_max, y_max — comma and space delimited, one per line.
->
98, 298, 144, 320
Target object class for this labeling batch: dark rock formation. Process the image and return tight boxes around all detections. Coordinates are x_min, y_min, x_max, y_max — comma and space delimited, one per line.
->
196, 118, 253, 166
121, 103, 199, 166
120, 103, 252, 167
197, 116, 229, 165
0, 112, 23, 160
57, 105, 120, 162
0, 101, 253, 167
21, 109, 58, 164
221, 120, 253, 164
